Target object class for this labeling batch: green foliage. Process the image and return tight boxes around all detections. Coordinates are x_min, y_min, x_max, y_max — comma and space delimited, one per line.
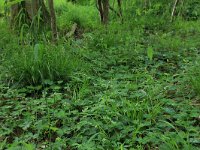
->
147, 46, 154, 61
0, 0, 4, 10
0, 1, 200, 150
3, 43, 82, 85
188, 59, 200, 96
70, 0, 94, 6
57, 3, 98, 32
183, 0, 200, 20
0, 22, 17, 48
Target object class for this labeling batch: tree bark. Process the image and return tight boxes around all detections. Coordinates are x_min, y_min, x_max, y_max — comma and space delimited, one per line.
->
102, 0, 109, 24
31, 0, 39, 18
10, 0, 50, 27
97, 0, 109, 24
48, 0, 57, 42
97, 0, 104, 23
10, 2, 19, 26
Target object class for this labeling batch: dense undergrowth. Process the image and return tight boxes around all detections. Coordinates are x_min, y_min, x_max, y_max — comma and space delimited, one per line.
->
0, 1, 200, 150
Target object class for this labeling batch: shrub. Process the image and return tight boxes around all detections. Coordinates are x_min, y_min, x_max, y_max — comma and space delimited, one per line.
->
57, 3, 98, 32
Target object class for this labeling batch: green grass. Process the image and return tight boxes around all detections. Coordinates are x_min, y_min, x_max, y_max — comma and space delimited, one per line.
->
0, 1, 3, 9
2, 43, 84, 85
188, 58, 200, 96
0, 1, 200, 150
57, 2, 98, 33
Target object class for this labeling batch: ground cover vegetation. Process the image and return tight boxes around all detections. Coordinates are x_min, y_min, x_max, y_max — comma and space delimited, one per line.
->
0, 0, 200, 149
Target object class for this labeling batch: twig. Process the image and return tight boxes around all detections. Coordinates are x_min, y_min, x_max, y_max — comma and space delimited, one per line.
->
171, 0, 179, 22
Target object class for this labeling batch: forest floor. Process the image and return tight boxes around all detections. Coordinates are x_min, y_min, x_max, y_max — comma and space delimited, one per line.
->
0, 4, 200, 150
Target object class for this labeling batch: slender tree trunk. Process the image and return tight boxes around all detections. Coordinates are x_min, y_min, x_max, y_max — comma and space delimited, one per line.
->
102, 0, 109, 24
48, 0, 57, 42
97, 0, 104, 23
97, 0, 123, 24
97, 0, 109, 24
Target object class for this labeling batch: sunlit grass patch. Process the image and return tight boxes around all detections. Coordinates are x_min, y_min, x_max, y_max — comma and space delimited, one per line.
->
57, 2, 98, 31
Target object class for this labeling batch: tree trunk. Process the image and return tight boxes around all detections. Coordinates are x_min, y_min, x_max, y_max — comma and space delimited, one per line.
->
97, 0, 104, 23
31, 0, 39, 18
40, 0, 50, 23
10, 2, 19, 26
97, 0, 109, 24
48, 0, 57, 42
102, 0, 109, 24
10, 0, 50, 27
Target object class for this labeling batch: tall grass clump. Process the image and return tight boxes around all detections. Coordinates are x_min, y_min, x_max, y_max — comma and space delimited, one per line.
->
3, 43, 81, 85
